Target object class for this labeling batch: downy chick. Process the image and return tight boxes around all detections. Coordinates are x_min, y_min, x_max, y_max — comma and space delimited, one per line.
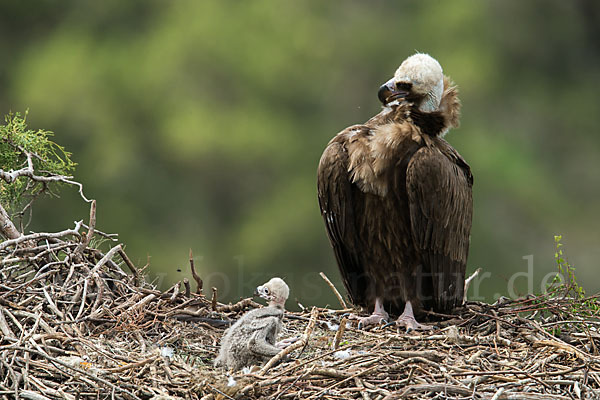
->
214, 277, 289, 371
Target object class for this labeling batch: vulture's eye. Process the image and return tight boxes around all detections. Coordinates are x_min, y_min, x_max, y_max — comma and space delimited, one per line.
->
396, 82, 412, 92
264, 288, 270, 294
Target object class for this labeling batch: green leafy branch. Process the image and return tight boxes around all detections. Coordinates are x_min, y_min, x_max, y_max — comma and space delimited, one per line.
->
528, 235, 600, 336
547, 235, 585, 300
0, 111, 89, 239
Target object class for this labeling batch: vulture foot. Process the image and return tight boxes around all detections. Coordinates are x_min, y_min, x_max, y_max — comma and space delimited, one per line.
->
349, 297, 389, 329
355, 312, 389, 329
394, 301, 433, 332
395, 314, 433, 332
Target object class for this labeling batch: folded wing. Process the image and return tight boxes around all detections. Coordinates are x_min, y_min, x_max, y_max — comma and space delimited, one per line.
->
406, 139, 473, 311
317, 132, 369, 307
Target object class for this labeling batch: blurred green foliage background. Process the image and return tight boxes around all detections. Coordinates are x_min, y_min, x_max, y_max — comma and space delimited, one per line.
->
1, 0, 599, 309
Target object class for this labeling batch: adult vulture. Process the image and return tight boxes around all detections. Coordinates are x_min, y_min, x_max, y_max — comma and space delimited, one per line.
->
317, 53, 472, 330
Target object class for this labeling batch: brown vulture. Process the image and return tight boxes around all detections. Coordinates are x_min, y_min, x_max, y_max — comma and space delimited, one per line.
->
317, 53, 472, 330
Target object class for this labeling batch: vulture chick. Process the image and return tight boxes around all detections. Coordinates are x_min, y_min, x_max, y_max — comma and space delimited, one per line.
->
214, 278, 289, 371
317, 53, 472, 330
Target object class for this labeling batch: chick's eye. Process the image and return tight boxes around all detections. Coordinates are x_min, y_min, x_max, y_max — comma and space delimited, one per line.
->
264, 288, 270, 294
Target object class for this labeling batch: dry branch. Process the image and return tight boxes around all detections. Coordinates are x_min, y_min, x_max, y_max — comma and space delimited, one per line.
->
74, 200, 96, 259
118, 247, 140, 286
320, 271, 347, 309
0, 220, 83, 251
0, 202, 21, 239
463, 267, 482, 303
189, 248, 203, 294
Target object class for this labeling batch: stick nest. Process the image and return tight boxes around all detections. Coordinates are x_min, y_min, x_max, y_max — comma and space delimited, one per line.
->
1, 226, 600, 400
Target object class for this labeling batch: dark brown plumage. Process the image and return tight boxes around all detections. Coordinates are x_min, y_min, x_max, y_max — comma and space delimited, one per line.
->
317, 54, 472, 328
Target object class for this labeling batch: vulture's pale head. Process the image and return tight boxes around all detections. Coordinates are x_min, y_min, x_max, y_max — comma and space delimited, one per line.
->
254, 277, 289, 308
378, 53, 444, 112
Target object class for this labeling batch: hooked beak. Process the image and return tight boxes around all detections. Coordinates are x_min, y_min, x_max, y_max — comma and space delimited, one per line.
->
378, 78, 411, 106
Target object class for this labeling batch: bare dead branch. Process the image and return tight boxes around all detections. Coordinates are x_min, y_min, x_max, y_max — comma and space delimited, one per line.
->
183, 278, 191, 297
319, 271, 347, 309
0, 220, 83, 251
463, 267, 482, 303
118, 247, 140, 286
332, 316, 347, 350
189, 248, 203, 294
90, 244, 122, 274
74, 200, 96, 260
211, 287, 218, 311
217, 298, 262, 313
0, 202, 21, 239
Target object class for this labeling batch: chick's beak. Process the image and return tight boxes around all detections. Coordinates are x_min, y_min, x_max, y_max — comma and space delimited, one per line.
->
378, 78, 409, 106
254, 285, 271, 301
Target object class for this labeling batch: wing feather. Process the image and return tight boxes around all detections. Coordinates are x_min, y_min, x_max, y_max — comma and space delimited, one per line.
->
406, 139, 473, 311
317, 133, 368, 306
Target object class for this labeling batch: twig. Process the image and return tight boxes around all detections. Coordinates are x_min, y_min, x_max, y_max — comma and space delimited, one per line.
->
18, 390, 52, 400
203, 381, 235, 400
169, 281, 180, 302
12, 346, 142, 399
491, 387, 505, 400
81, 223, 118, 241
42, 288, 64, 320
395, 350, 444, 362
89, 273, 105, 318
211, 287, 218, 311
0, 307, 17, 339
0, 220, 83, 251
90, 244, 123, 274
103, 355, 159, 373
183, 278, 191, 297
354, 377, 371, 400
332, 316, 347, 350
74, 200, 96, 258
390, 384, 473, 398
273, 365, 316, 400
463, 267, 482, 303
0, 268, 58, 299
0, 202, 21, 239
75, 278, 89, 321
189, 249, 203, 294
319, 272, 347, 309
118, 248, 140, 286
308, 365, 378, 399
217, 298, 262, 313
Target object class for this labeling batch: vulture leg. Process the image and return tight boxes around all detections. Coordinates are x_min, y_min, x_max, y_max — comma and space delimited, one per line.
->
350, 297, 389, 328
395, 301, 433, 332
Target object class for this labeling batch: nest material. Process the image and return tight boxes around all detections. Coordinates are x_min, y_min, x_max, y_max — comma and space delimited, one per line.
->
1, 225, 600, 399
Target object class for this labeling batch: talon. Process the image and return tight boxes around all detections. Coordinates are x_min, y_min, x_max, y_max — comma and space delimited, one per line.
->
356, 314, 387, 329
347, 298, 390, 329
391, 301, 433, 332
